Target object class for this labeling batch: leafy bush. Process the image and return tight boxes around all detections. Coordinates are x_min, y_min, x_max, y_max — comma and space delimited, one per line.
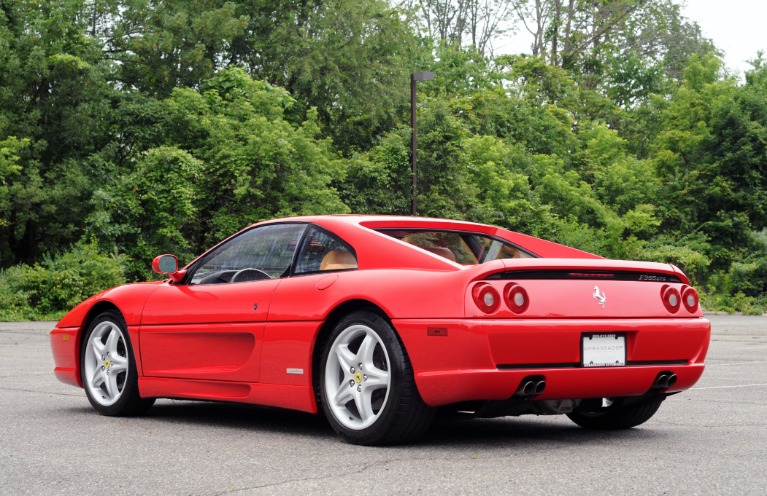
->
701, 288, 765, 315
640, 241, 711, 286
0, 242, 126, 321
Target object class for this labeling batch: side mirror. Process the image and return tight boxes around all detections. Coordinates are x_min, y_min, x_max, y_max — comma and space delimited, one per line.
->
152, 254, 185, 283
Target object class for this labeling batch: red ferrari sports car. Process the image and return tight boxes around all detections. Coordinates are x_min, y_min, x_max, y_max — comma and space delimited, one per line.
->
51, 215, 710, 445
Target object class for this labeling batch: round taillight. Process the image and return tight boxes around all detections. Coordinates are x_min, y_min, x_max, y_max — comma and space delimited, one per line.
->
682, 286, 699, 313
473, 283, 500, 314
504, 283, 529, 314
661, 285, 681, 313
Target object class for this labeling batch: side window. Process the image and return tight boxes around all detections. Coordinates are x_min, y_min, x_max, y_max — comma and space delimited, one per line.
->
401, 232, 469, 263
379, 229, 535, 264
190, 223, 307, 284
294, 226, 357, 275
473, 236, 535, 262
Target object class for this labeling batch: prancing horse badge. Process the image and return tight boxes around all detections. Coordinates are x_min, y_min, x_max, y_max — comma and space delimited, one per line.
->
593, 286, 606, 308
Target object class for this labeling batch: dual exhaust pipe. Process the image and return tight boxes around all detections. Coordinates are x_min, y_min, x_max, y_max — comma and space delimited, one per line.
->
514, 371, 675, 397
515, 376, 546, 397
652, 371, 678, 389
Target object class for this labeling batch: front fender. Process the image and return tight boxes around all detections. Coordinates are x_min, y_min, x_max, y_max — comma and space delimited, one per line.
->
51, 282, 164, 388
57, 281, 164, 329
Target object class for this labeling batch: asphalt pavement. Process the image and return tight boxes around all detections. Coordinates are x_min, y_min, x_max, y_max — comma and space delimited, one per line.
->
1, 315, 765, 495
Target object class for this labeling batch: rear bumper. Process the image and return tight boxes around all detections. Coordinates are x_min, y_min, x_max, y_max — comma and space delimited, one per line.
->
393, 317, 710, 407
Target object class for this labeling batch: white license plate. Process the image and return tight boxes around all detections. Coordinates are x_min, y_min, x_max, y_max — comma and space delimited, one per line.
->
582, 333, 626, 367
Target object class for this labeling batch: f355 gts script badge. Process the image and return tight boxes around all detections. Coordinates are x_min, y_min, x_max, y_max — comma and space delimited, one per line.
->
593, 286, 606, 308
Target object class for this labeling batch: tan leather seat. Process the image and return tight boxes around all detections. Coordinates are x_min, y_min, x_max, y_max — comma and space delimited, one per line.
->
401, 235, 457, 262
423, 246, 456, 262
320, 250, 357, 271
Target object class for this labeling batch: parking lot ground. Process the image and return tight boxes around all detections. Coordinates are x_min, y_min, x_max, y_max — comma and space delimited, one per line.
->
1, 315, 766, 495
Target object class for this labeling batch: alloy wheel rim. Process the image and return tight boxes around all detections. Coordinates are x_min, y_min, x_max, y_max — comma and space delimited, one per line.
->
324, 324, 391, 430
83, 321, 129, 406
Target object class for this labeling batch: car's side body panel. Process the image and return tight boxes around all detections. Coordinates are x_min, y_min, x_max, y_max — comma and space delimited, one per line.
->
260, 321, 321, 387
137, 377, 317, 413
137, 319, 323, 413
138, 280, 282, 382
267, 269, 471, 321
138, 323, 264, 382
140, 281, 280, 325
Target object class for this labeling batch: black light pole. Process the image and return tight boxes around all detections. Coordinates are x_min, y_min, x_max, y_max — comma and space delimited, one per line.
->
411, 71, 434, 216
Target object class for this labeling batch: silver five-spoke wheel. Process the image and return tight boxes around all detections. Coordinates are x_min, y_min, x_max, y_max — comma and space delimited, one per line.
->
84, 320, 129, 406
81, 311, 154, 416
324, 324, 391, 430
318, 311, 434, 445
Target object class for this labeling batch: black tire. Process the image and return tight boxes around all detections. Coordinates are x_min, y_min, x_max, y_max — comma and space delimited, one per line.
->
317, 311, 434, 445
567, 397, 664, 430
80, 311, 154, 416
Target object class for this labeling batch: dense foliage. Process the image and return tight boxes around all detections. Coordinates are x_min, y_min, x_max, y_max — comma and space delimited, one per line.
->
1, 0, 765, 319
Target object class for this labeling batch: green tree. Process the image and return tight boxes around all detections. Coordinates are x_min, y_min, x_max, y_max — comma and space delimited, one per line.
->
87, 68, 349, 276
108, 0, 248, 97
87, 146, 203, 277
409, 0, 518, 55
0, 0, 114, 266
649, 54, 741, 267
0, 137, 26, 262
230, 0, 429, 152
341, 127, 413, 215
512, 0, 715, 99
706, 61, 767, 231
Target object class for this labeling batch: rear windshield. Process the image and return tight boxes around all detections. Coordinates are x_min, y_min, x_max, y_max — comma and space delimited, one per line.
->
376, 229, 536, 265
